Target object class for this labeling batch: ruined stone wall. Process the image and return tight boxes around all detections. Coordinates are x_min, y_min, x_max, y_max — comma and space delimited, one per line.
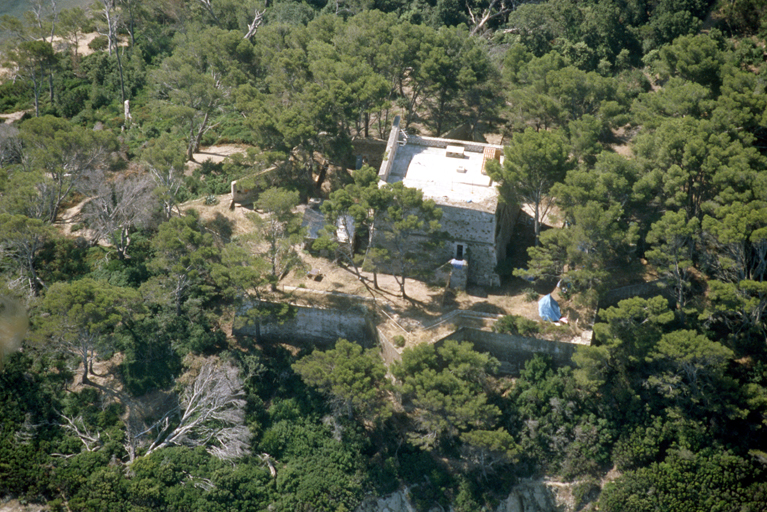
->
377, 328, 402, 366
435, 327, 577, 376
231, 179, 259, 206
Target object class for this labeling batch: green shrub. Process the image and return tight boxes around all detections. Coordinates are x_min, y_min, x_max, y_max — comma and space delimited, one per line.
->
573, 479, 600, 510
523, 287, 538, 302
392, 335, 406, 348
88, 35, 109, 52
0, 81, 32, 113
493, 315, 540, 336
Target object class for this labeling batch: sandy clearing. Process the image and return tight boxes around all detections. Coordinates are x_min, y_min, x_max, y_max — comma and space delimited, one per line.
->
185, 144, 251, 175
0, 32, 128, 86
50, 31, 129, 58
0, 111, 28, 124
0, 501, 48, 512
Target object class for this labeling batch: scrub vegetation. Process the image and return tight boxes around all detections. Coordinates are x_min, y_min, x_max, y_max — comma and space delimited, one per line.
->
2, 0, 767, 510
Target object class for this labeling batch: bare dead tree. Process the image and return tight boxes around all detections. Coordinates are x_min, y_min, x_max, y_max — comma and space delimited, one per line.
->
28, 0, 50, 42
139, 360, 252, 461
467, 0, 515, 36
146, 161, 183, 220
81, 171, 155, 259
96, 0, 126, 102
50, 328, 101, 384
244, 8, 264, 40
0, 125, 22, 168
59, 412, 103, 452
49, 0, 58, 44
259, 453, 277, 478
198, 0, 222, 27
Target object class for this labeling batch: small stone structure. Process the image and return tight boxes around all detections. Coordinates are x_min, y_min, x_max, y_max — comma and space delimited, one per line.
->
301, 198, 355, 256
231, 178, 259, 206
376, 116, 518, 287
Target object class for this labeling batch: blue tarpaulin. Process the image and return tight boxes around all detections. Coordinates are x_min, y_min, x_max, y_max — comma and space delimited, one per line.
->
538, 294, 561, 322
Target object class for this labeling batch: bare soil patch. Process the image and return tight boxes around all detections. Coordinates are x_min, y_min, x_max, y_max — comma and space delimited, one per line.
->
185, 144, 251, 175
181, 195, 256, 237
0, 111, 28, 124
51, 32, 129, 58
0, 501, 48, 512
609, 125, 639, 157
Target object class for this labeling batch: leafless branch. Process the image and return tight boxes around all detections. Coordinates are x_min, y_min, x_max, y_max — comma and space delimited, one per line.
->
244, 9, 264, 40
81, 170, 155, 258
143, 360, 252, 461
198, 0, 222, 27
58, 411, 103, 451
259, 453, 277, 478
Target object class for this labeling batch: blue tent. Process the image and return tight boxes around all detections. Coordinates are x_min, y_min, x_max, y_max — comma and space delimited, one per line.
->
538, 294, 561, 322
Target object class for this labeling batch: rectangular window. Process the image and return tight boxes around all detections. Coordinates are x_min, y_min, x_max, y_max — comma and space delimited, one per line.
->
456, 244, 464, 260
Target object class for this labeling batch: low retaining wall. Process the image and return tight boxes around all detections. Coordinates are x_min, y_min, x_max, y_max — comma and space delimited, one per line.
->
234, 301, 376, 348
377, 327, 402, 366
435, 327, 577, 376
236, 301, 578, 375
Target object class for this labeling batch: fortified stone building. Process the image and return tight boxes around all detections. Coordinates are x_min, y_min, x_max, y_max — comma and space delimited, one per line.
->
377, 117, 518, 287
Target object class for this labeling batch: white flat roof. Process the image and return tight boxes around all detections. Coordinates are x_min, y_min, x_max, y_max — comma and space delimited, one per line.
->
386, 143, 499, 212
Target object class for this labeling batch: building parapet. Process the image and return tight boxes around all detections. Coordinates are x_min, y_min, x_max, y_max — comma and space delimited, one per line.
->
378, 115, 401, 182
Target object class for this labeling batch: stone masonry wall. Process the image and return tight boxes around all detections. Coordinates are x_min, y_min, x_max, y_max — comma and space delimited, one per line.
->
380, 204, 500, 287
234, 301, 375, 348
439, 204, 496, 245
467, 244, 500, 286
231, 179, 259, 206
435, 327, 577, 376
378, 116, 401, 182
235, 303, 578, 379
437, 204, 499, 286
407, 134, 500, 153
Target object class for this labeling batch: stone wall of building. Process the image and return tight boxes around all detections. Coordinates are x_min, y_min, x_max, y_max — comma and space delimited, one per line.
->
439, 204, 496, 245
436, 204, 500, 286
383, 204, 500, 287
495, 201, 519, 262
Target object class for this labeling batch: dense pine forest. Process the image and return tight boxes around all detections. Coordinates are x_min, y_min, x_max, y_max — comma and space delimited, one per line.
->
2, 0, 767, 510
